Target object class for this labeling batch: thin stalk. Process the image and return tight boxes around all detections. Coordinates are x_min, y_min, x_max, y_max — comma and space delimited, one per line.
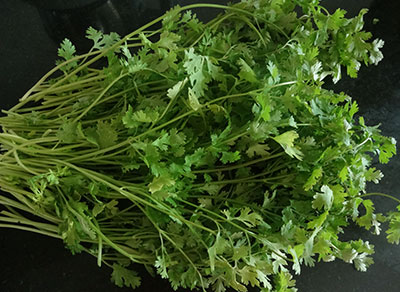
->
0, 223, 61, 239
192, 152, 285, 174
361, 193, 400, 204
0, 216, 59, 233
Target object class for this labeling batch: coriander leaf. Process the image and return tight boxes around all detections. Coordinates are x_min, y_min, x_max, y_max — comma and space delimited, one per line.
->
266, 61, 280, 85
378, 137, 396, 164
167, 79, 187, 99
207, 232, 227, 271
132, 110, 155, 123
238, 58, 258, 83
356, 199, 375, 230
364, 167, 383, 184
86, 26, 103, 48
386, 208, 400, 244
307, 211, 328, 229
58, 39, 76, 60
274, 271, 297, 292
57, 120, 78, 143
273, 130, 303, 160
122, 105, 137, 128
184, 48, 207, 97
188, 87, 202, 111
312, 185, 333, 211
255, 94, 271, 122
234, 207, 263, 228
239, 266, 259, 286
304, 167, 323, 191
369, 39, 384, 65
288, 246, 302, 275
353, 253, 374, 272
111, 264, 141, 289
148, 176, 175, 193
96, 121, 118, 149
246, 143, 270, 158
221, 151, 241, 164
387, 220, 400, 245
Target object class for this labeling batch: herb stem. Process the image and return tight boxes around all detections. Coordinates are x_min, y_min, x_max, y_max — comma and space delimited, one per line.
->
361, 193, 400, 204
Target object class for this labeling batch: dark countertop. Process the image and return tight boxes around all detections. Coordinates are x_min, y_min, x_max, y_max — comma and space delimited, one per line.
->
1, 1, 400, 291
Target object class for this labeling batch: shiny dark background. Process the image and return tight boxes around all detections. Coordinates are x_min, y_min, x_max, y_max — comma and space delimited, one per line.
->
0, 0, 400, 291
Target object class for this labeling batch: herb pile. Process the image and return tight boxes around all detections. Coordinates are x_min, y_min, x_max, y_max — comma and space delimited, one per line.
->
0, 1, 399, 291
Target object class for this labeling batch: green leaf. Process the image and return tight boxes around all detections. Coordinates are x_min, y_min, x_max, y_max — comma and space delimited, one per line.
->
239, 266, 259, 286
356, 199, 375, 230
312, 185, 333, 211
369, 39, 384, 65
111, 264, 141, 289
221, 151, 241, 164
82, 126, 99, 147
339, 166, 349, 183
387, 220, 400, 244
387, 208, 400, 244
152, 132, 170, 151
86, 26, 103, 49
86, 27, 120, 49
122, 105, 137, 128
238, 58, 258, 83
132, 110, 155, 123
167, 79, 187, 99
188, 87, 202, 111
331, 184, 348, 206
234, 207, 263, 228
328, 8, 346, 31
57, 120, 78, 143
364, 167, 383, 184
304, 167, 323, 191
273, 130, 303, 160
157, 31, 181, 50
208, 232, 228, 271
341, 248, 358, 263
266, 61, 280, 84
288, 245, 302, 275
148, 176, 175, 194
378, 137, 396, 164
307, 211, 328, 229
92, 203, 105, 217
212, 278, 227, 292
232, 244, 249, 261
274, 271, 297, 292
184, 48, 207, 96
255, 94, 271, 122
246, 143, 270, 158
353, 253, 374, 272
58, 39, 76, 60
96, 121, 118, 149
256, 270, 272, 290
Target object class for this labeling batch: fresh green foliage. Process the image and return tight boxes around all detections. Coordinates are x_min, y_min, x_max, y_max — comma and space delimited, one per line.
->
0, 1, 399, 291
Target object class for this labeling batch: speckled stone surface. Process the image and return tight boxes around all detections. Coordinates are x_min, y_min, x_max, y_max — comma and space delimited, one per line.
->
0, 1, 399, 291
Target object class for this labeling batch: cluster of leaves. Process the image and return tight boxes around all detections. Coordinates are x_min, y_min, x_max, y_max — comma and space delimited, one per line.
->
0, 0, 399, 291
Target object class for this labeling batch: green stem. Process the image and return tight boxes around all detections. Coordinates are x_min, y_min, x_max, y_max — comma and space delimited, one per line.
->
192, 152, 285, 174
361, 193, 400, 204
0, 216, 58, 233
73, 72, 130, 122
0, 223, 61, 239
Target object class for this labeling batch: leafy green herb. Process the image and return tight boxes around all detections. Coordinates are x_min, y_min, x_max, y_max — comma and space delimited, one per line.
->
0, 1, 398, 291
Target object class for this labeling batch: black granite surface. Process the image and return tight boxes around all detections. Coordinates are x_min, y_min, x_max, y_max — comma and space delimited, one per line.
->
0, 0, 400, 291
